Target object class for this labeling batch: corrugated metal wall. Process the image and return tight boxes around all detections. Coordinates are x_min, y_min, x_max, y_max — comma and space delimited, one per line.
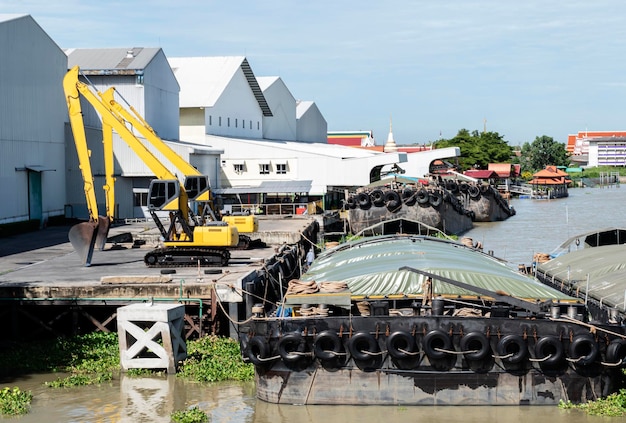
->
0, 16, 68, 225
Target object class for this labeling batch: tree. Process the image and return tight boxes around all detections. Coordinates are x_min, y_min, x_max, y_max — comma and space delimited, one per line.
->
434, 129, 513, 171
518, 135, 570, 173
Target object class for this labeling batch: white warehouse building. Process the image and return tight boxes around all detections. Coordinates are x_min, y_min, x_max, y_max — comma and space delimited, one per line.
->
0, 15, 68, 227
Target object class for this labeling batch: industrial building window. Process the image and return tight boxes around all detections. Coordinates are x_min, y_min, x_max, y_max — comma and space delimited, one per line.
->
234, 163, 244, 174
259, 163, 270, 175
219, 116, 222, 126
227, 117, 231, 127
209, 115, 212, 126
136, 74, 144, 85
235, 118, 238, 128
133, 191, 147, 207
257, 121, 260, 130
276, 163, 287, 174
250, 120, 252, 129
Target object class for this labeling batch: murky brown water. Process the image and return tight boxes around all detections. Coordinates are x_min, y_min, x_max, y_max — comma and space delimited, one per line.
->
3, 373, 609, 423
4, 186, 625, 422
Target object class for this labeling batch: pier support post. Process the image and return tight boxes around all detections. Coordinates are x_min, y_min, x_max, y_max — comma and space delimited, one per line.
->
117, 303, 187, 374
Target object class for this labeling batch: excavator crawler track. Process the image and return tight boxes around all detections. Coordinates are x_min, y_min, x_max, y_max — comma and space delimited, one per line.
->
144, 247, 230, 268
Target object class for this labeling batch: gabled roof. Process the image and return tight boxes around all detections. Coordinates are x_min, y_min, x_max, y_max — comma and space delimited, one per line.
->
65, 48, 161, 73
488, 163, 512, 177
168, 56, 272, 116
533, 166, 569, 178
464, 169, 498, 179
296, 100, 314, 118
0, 14, 28, 23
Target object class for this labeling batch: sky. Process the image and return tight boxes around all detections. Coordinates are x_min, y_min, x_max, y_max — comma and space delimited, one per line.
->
3, 1, 626, 146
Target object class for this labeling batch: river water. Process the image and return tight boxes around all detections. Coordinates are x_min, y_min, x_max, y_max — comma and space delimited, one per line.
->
4, 186, 626, 422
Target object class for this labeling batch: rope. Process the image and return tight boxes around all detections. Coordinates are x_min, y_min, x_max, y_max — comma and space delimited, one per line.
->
434, 347, 478, 355
566, 356, 584, 363
319, 281, 348, 293
529, 354, 553, 362
600, 358, 626, 367
286, 279, 319, 295
298, 306, 329, 317
319, 350, 348, 357
549, 316, 626, 340
491, 353, 514, 360
254, 354, 281, 362
359, 349, 386, 356
397, 348, 421, 356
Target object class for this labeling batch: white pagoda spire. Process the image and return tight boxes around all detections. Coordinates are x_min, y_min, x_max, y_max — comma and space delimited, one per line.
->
384, 115, 398, 153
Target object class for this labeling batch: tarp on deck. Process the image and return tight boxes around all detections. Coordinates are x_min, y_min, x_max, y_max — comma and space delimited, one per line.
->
537, 243, 626, 312
302, 235, 572, 300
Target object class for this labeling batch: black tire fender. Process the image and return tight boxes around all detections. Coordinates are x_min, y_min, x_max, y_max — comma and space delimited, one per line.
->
402, 187, 415, 199
416, 189, 430, 205
247, 336, 270, 366
496, 334, 528, 364
277, 333, 307, 363
534, 336, 564, 367
468, 185, 481, 199
429, 191, 443, 207
460, 331, 491, 361
568, 335, 599, 366
346, 196, 357, 209
386, 331, 417, 360
314, 330, 343, 361
422, 330, 453, 360
356, 192, 371, 209
348, 332, 379, 361
370, 189, 385, 207
606, 339, 626, 365
384, 190, 401, 211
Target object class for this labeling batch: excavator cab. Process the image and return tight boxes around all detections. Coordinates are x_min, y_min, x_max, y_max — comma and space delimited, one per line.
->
148, 179, 181, 211
184, 175, 210, 202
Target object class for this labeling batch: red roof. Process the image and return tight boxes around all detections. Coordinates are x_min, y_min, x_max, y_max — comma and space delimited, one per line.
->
488, 163, 513, 177
463, 170, 498, 179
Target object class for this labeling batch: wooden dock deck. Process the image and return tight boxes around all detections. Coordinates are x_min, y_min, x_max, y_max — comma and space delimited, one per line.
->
0, 216, 317, 339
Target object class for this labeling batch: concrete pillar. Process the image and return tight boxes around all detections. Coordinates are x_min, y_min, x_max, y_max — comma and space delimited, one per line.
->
117, 303, 187, 374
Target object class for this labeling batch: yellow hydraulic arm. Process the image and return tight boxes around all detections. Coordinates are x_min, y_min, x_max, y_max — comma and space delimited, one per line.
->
64, 66, 188, 214
63, 68, 115, 265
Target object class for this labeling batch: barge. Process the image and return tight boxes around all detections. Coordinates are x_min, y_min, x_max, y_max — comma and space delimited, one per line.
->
345, 185, 473, 235
239, 235, 626, 405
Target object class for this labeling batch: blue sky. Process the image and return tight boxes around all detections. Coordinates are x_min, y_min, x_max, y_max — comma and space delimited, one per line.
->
3, 1, 626, 146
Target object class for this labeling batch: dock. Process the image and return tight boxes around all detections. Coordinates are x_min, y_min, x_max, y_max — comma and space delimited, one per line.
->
0, 216, 318, 340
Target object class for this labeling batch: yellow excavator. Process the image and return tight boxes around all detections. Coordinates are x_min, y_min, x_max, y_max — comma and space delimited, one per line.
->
97, 87, 258, 248
63, 66, 240, 267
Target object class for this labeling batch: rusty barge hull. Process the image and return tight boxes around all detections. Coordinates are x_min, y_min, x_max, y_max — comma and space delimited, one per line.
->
346, 187, 472, 235
244, 315, 624, 405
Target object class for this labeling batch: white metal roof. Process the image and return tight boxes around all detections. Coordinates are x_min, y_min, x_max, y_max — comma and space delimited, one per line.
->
168, 56, 243, 107
0, 14, 27, 23
65, 48, 161, 73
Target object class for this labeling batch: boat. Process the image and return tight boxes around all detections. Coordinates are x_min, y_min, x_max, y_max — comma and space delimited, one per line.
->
439, 178, 515, 222
345, 183, 473, 235
239, 235, 626, 405
534, 227, 626, 323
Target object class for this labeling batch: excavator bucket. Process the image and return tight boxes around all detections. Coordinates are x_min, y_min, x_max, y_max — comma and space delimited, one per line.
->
68, 220, 99, 266
95, 216, 112, 251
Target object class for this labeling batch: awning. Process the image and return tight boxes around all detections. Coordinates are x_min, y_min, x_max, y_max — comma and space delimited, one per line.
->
273, 159, 288, 165
214, 180, 312, 195
15, 165, 57, 172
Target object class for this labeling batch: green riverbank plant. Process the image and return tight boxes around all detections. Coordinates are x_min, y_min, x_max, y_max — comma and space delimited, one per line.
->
0, 387, 33, 415
559, 389, 626, 416
177, 334, 254, 382
171, 406, 209, 423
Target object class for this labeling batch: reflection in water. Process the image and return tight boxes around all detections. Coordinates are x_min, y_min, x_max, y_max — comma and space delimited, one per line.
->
253, 401, 603, 423
6, 187, 625, 422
